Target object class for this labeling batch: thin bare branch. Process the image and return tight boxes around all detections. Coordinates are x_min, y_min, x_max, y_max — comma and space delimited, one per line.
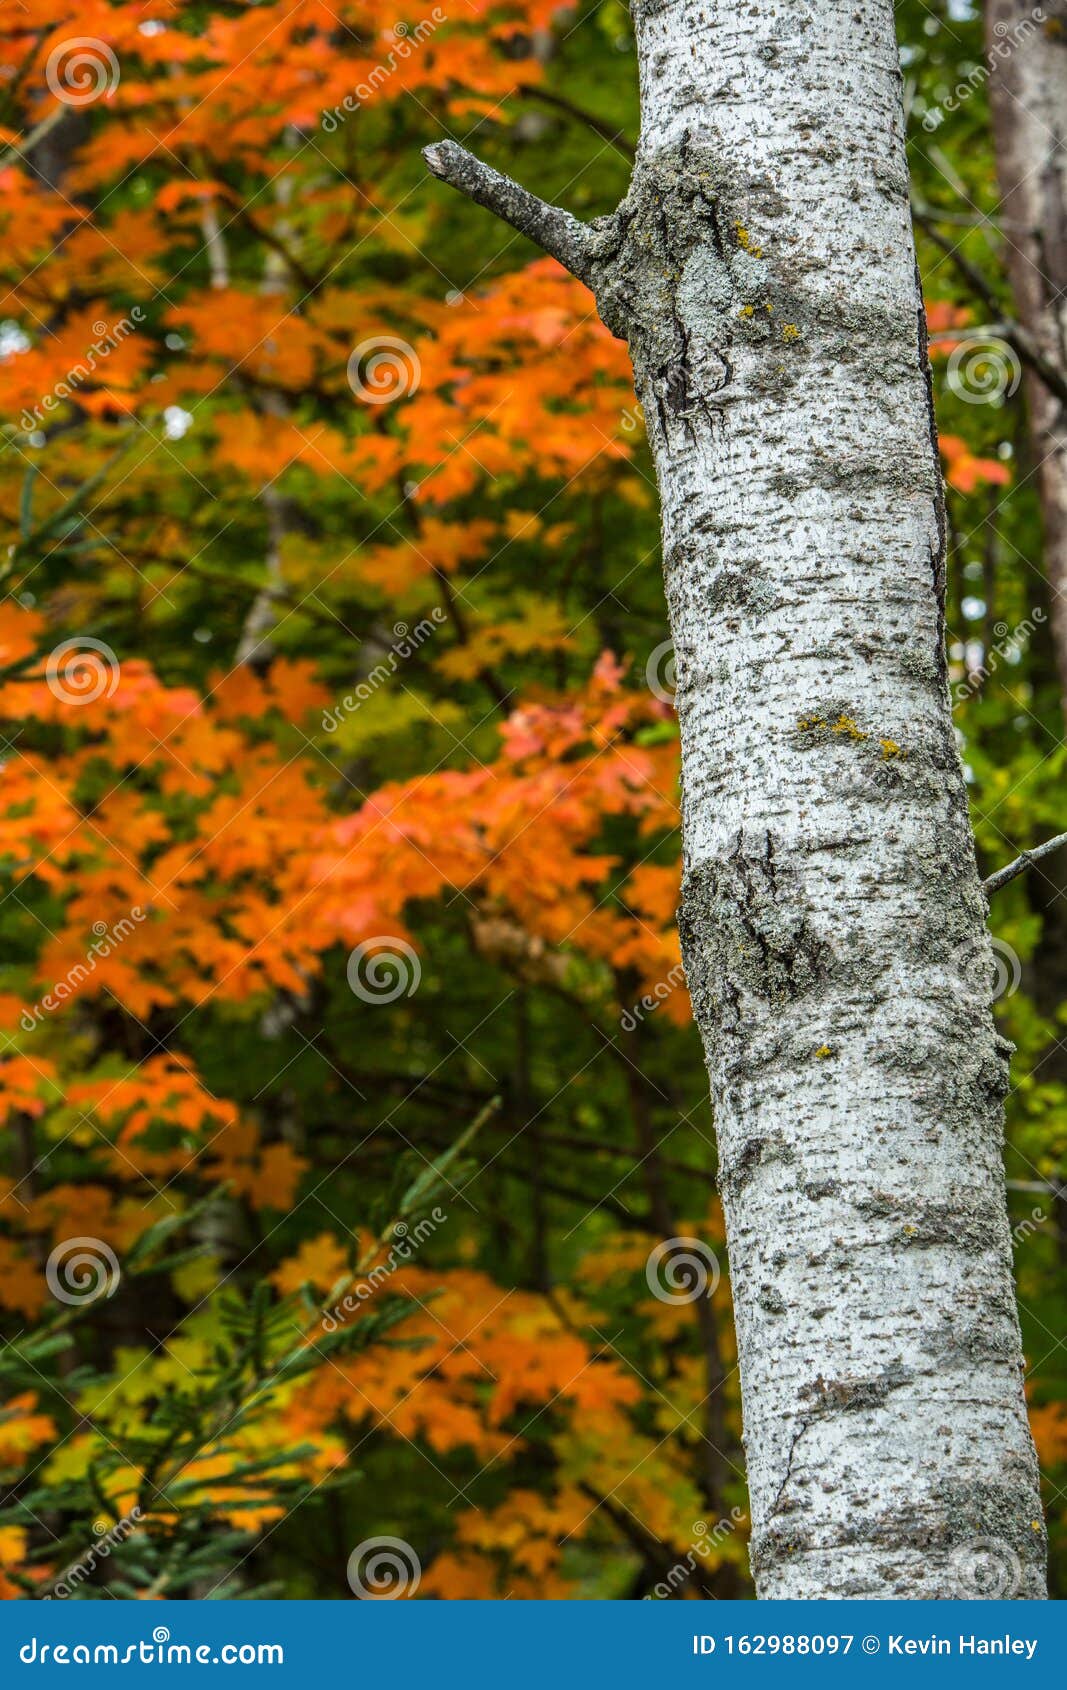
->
422, 140, 597, 284
983, 830, 1067, 895
514, 83, 636, 161
0, 105, 66, 168
914, 208, 1067, 408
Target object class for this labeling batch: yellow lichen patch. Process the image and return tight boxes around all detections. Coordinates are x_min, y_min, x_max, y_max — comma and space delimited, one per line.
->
814, 1045, 833, 1060
880, 739, 905, 760
782, 323, 801, 342
797, 713, 868, 744
903, 1225, 918, 1237
734, 222, 763, 258
764, 301, 774, 314
739, 305, 754, 319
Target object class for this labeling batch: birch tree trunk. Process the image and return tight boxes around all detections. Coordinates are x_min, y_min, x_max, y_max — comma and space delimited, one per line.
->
426, 0, 1046, 1599
987, 1, 1067, 720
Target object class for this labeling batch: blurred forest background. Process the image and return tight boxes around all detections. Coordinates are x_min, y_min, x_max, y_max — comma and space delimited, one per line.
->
0, 0, 1064, 1599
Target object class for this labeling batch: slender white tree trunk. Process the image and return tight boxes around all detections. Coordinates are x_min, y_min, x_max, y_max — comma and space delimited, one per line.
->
426, 0, 1046, 1598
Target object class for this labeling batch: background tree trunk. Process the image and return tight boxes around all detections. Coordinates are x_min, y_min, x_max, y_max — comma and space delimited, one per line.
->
427, 0, 1046, 1598
987, 1, 1067, 719
986, 0, 1067, 1266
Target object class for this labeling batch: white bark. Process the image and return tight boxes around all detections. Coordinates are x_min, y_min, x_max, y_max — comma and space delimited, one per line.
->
426, 0, 1046, 1598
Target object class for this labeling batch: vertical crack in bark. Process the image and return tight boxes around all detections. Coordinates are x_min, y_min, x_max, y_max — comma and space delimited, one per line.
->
769, 1418, 811, 1521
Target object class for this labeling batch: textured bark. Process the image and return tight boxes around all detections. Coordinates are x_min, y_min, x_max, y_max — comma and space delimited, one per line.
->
426, 0, 1046, 1598
987, 1, 1067, 720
